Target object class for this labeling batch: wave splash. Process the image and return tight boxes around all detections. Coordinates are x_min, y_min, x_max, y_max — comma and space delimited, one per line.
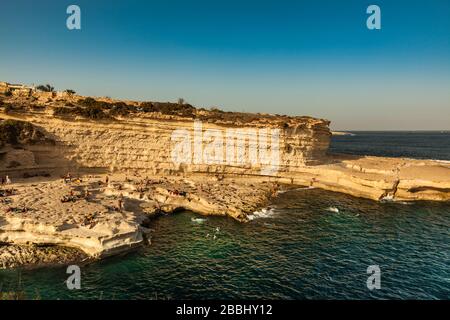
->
325, 207, 339, 213
191, 217, 207, 224
248, 207, 278, 220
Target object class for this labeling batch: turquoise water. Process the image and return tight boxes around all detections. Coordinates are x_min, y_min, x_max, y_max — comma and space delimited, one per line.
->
1, 188, 449, 299
1, 133, 449, 299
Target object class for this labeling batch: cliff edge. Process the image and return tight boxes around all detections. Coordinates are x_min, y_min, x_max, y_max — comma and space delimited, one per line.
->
0, 82, 449, 268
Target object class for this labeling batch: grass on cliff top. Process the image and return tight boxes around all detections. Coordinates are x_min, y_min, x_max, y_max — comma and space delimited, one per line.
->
54, 105, 111, 120
2, 93, 322, 126
53, 97, 196, 120
53, 97, 298, 125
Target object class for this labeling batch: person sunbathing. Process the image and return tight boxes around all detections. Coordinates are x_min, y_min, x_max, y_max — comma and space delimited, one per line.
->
60, 195, 76, 203
5, 206, 29, 213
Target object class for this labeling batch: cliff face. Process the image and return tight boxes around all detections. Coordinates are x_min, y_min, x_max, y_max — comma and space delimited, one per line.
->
0, 87, 449, 268
0, 110, 331, 177
0, 89, 449, 203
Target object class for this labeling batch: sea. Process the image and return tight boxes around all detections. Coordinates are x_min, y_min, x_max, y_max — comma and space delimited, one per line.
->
0, 131, 449, 299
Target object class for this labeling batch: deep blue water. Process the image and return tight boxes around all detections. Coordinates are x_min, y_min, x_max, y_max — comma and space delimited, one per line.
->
0, 132, 449, 300
330, 131, 450, 160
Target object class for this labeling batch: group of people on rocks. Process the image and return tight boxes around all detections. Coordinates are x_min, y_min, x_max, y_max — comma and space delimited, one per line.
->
95, 175, 125, 212
60, 173, 194, 214
81, 212, 98, 228
61, 172, 82, 184
60, 189, 78, 203
60, 188, 90, 203
5, 206, 29, 214
133, 176, 157, 192
62, 172, 73, 183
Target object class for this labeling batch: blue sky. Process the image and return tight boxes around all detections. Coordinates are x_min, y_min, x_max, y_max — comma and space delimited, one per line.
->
1, 0, 449, 130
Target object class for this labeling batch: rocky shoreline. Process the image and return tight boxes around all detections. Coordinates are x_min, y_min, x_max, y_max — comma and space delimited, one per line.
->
0, 82, 449, 269
0, 173, 279, 269
0, 244, 88, 270
2, 155, 449, 270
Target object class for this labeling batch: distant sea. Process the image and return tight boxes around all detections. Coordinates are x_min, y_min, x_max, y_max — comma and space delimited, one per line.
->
0, 132, 449, 299
330, 131, 450, 161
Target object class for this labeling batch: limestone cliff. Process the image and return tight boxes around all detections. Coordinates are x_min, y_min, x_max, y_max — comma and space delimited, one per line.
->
0, 100, 331, 176
0, 87, 449, 204
0, 83, 449, 268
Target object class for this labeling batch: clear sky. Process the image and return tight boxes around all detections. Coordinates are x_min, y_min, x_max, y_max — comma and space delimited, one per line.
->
1, 0, 449, 130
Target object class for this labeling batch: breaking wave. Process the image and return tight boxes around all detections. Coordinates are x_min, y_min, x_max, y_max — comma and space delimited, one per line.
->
325, 207, 339, 213
248, 207, 278, 220
191, 217, 207, 224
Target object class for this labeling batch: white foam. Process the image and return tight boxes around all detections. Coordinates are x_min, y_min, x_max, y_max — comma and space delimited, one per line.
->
325, 207, 339, 213
277, 186, 315, 194
434, 159, 450, 165
396, 201, 413, 205
294, 186, 316, 191
191, 217, 206, 224
248, 207, 278, 220
380, 196, 413, 205
380, 194, 394, 202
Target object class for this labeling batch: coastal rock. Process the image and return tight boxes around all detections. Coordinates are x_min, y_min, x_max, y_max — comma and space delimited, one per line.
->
0, 244, 88, 269
0, 85, 449, 269
1, 93, 449, 204
0, 179, 144, 260
0, 175, 277, 267
296, 156, 450, 201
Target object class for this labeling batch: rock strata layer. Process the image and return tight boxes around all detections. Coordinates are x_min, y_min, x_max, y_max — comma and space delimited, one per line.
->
0, 88, 449, 268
